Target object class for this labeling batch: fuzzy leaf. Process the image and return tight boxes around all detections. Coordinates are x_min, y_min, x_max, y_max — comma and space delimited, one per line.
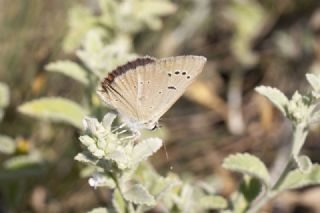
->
0, 82, 9, 108
88, 173, 116, 189
306, 73, 320, 92
18, 97, 88, 129
131, 138, 162, 166
123, 183, 155, 206
199, 195, 227, 210
4, 152, 42, 169
276, 164, 320, 191
223, 153, 270, 187
87, 207, 109, 213
296, 155, 312, 173
310, 109, 320, 124
74, 152, 97, 165
255, 86, 289, 115
46, 60, 89, 85
113, 190, 126, 213
102, 113, 117, 131
0, 135, 16, 154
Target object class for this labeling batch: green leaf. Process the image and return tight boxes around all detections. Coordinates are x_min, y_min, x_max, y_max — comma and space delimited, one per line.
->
131, 137, 162, 166
123, 183, 155, 206
18, 97, 88, 129
223, 153, 270, 187
87, 207, 109, 213
199, 195, 227, 210
0, 135, 16, 154
255, 86, 289, 116
46, 60, 89, 85
112, 189, 126, 213
239, 176, 261, 203
4, 152, 42, 170
306, 73, 320, 92
0, 82, 9, 108
276, 164, 320, 191
230, 176, 262, 213
63, 6, 98, 52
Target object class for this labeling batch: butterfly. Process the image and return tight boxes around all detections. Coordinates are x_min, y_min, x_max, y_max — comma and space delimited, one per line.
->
97, 55, 207, 132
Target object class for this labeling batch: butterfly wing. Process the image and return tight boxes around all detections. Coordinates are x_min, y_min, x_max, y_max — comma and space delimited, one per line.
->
139, 55, 206, 125
97, 55, 206, 129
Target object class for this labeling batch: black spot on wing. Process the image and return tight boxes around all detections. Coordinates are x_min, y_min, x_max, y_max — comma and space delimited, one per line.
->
168, 86, 176, 90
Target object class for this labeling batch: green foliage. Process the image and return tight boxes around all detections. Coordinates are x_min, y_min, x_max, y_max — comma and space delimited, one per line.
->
225, 73, 320, 212
76, 114, 163, 170
3, 152, 42, 170
87, 207, 109, 213
223, 153, 270, 187
0, 82, 9, 121
275, 164, 320, 191
0, 135, 16, 155
7, 1, 320, 212
255, 86, 289, 116
296, 155, 313, 174
18, 97, 88, 129
75, 113, 229, 212
198, 195, 228, 209
63, 0, 176, 52
45, 60, 89, 85
113, 189, 127, 213
230, 177, 262, 213
306, 73, 320, 98
122, 183, 155, 206
224, 0, 266, 66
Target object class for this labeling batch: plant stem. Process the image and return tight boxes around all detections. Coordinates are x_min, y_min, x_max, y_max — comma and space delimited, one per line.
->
246, 123, 309, 213
110, 172, 130, 213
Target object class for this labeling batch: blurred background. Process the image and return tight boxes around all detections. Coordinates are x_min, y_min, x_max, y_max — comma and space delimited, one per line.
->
1, 0, 320, 212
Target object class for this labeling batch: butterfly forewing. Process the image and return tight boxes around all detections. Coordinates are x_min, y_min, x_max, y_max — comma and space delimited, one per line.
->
98, 55, 206, 129
145, 56, 206, 123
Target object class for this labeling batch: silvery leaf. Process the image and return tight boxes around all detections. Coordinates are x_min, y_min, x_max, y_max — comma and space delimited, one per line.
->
199, 195, 227, 210
223, 153, 270, 187
123, 183, 155, 206
296, 155, 313, 174
74, 152, 97, 165
45, 60, 89, 85
102, 113, 117, 131
18, 97, 88, 129
4, 152, 42, 169
83, 117, 104, 135
275, 164, 320, 191
88, 173, 116, 189
306, 73, 320, 92
255, 86, 289, 116
0, 135, 16, 154
0, 82, 9, 108
87, 207, 109, 213
107, 149, 129, 169
131, 138, 162, 166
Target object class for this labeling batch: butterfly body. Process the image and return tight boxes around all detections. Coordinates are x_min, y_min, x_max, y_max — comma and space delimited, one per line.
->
98, 55, 207, 132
